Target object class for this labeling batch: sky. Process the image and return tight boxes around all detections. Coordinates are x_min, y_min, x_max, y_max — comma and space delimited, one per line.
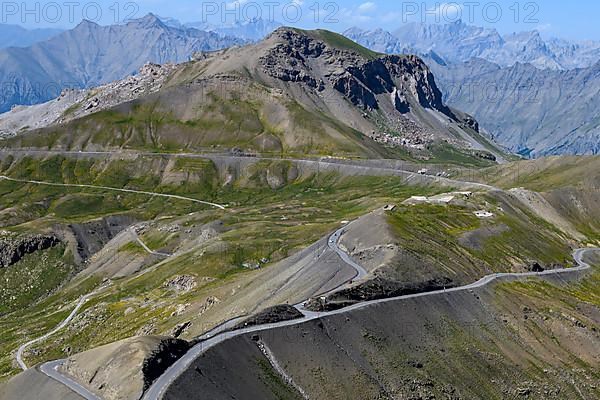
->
2, 0, 599, 41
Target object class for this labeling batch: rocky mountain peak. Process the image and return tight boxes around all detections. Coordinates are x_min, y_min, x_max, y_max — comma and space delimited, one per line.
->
261, 28, 449, 115
127, 13, 168, 30
74, 19, 100, 31
266, 28, 327, 58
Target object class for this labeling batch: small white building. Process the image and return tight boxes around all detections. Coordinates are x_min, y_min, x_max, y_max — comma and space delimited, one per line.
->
474, 210, 494, 218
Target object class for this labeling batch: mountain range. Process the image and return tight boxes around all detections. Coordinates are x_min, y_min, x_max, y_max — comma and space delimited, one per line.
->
183, 17, 281, 41
426, 58, 600, 157
0, 14, 244, 113
1, 27, 506, 165
0, 16, 599, 157
346, 21, 600, 157
346, 20, 600, 71
149, 15, 281, 41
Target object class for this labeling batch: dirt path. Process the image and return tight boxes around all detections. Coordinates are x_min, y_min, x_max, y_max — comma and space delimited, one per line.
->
0, 176, 226, 210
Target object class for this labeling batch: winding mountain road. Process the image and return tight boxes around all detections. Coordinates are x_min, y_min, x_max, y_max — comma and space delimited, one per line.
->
8, 175, 221, 383
129, 228, 171, 257
39, 360, 102, 400
6, 156, 595, 400
140, 246, 598, 400
327, 225, 368, 281
26, 193, 597, 400
16, 290, 99, 371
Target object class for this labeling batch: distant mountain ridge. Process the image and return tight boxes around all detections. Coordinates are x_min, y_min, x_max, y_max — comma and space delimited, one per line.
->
187, 17, 282, 41
0, 23, 63, 48
156, 15, 281, 41
346, 20, 600, 71
0, 14, 244, 113
426, 57, 600, 157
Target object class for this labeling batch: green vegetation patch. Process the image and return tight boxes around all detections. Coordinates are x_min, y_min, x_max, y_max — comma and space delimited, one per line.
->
310, 29, 382, 59
0, 244, 74, 314
387, 194, 573, 283
428, 142, 496, 168
256, 357, 304, 400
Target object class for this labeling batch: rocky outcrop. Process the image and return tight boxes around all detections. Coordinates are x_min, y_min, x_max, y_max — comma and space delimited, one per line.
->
60, 336, 191, 400
261, 29, 451, 116
234, 305, 303, 330
0, 62, 178, 137
305, 276, 454, 312
69, 215, 136, 260
163, 275, 197, 293
260, 30, 326, 89
255, 28, 494, 153
141, 338, 190, 392
0, 234, 60, 268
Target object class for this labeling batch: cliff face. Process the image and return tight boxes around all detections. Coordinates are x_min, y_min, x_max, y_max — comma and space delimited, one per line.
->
0, 234, 60, 268
261, 29, 451, 116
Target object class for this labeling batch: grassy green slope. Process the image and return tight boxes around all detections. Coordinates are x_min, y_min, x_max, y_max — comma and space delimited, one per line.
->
459, 156, 600, 243
0, 153, 595, 386
0, 154, 442, 379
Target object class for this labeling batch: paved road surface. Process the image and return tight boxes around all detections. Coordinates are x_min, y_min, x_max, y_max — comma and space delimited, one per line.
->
327, 225, 368, 281
39, 361, 102, 400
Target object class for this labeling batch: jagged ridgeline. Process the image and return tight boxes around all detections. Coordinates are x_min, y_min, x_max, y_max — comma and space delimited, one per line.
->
1, 28, 508, 165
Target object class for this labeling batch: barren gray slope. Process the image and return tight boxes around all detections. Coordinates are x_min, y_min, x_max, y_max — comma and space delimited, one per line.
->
161, 249, 598, 400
